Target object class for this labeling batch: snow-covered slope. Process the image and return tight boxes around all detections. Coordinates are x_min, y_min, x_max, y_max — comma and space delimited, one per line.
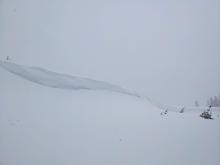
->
0, 61, 220, 165
1, 60, 220, 113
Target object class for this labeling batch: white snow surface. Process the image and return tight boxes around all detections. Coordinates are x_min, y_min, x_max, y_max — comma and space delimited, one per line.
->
2, 60, 219, 113
0, 61, 220, 165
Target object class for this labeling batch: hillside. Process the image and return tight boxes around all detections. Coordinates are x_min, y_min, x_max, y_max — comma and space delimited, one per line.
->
0, 61, 220, 165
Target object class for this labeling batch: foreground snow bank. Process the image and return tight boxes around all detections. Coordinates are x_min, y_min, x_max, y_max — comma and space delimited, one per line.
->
0, 63, 220, 165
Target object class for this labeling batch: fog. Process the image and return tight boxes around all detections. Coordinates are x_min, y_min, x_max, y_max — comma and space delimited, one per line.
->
1, 0, 220, 106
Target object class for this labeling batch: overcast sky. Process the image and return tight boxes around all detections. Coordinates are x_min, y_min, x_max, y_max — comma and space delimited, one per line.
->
0, 0, 220, 106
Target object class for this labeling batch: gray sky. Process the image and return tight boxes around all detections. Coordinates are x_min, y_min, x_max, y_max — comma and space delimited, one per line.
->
0, 0, 220, 106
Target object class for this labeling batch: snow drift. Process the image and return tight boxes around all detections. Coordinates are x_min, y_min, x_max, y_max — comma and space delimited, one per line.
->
1, 60, 220, 113
0, 61, 220, 165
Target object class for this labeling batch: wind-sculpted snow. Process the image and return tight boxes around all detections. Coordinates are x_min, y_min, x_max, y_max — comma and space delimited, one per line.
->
1, 60, 219, 114
0, 60, 141, 97
2, 60, 220, 115
1, 62, 220, 165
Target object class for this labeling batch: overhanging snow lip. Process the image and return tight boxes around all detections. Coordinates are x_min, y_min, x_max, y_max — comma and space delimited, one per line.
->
0, 60, 141, 97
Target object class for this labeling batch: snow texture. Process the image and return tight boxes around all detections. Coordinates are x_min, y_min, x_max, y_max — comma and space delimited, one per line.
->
1, 60, 219, 113
0, 61, 220, 165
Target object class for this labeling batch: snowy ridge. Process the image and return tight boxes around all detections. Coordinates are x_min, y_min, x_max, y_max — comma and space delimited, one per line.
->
0, 60, 141, 97
1, 60, 219, 113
